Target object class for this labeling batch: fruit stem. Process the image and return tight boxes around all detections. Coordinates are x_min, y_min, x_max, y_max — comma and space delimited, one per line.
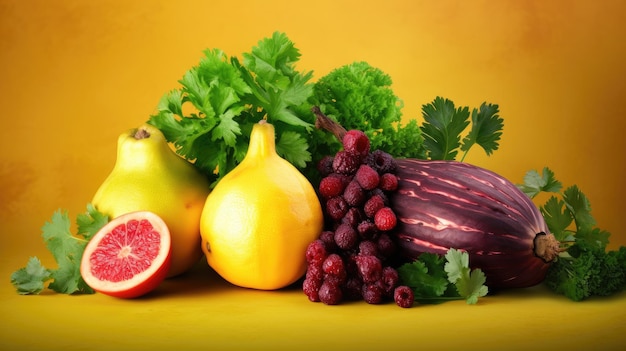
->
312, 106, 347, 142
533, 232, 560, 263
133, 128, 151, 140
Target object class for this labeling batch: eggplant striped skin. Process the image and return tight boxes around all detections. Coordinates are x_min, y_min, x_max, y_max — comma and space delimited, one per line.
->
390, 159, 554, 289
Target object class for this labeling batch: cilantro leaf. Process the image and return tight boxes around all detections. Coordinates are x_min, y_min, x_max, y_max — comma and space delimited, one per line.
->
562, 185, 596, 233
460, 102, 503, 161
397, 253, 450, 301
276, 130, 311, 168
443, 248, 469, 283
540, 196, 574, 242
150, 48, 251, 185
517, 167, 562, 199
575, 227, 610, 251
398, 249, 488, 305
10, 257, 51, 295
11, 204, 107, 295
41, 209, 95, 294
420, 97, 470, 160
76, 203, 109, 240
41, 209, 85, 267
444, 249, 488, 304
455, 267, 489, 305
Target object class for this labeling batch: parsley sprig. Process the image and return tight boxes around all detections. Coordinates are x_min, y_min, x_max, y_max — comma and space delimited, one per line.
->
398, 248, 488, 304
10, 204, 108, 295
518, 168, 626, 301
420, 96, 503, 161
149, 32, 315, 188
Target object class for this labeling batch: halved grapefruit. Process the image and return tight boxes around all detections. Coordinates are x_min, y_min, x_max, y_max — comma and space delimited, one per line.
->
80, 211, 172, 298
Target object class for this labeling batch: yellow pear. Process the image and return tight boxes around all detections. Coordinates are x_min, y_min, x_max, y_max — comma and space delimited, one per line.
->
200, 120, 324, 290
92, 124, 211, 277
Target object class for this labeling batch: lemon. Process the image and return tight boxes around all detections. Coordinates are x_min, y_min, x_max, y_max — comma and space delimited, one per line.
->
200, 120, 323, 290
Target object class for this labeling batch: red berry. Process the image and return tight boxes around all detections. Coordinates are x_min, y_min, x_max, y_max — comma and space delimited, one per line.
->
379, 173, 399, 192
355, 164, 380, 190
374, 207, 397, 231
376, 233, 396, 258
318, 280, 343, 305
326, 196, 348, 220
368, 188, 389, 206
394, 285, 414, 308
319, 175, 346, 199
319, 230, 337, 252
322, 253, 346, 281
341, 207, 363, 228
355, 255, 382, 283
306, 264, 324, 282
332, 151, 360, 175
362, 283, 384, 304
305, 240, 327, 267
364, 195, 385, 218
380, 266, 399, 297
343, 180, 365, 207
303, 277, 322, 302
357, 220, 378, 240
334, 223, 358, 250
342, 130, 370, 158
366, 150, 397, 174
358, 240, 378, 257
317, 156, 334, 177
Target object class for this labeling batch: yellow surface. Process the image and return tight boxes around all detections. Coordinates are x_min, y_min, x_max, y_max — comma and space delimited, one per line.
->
1, 1, 625, 350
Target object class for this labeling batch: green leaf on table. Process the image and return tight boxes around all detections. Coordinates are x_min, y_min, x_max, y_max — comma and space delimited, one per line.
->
10, 257, 51, 295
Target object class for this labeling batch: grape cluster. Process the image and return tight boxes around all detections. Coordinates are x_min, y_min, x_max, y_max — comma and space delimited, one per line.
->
303, 130, 414, 308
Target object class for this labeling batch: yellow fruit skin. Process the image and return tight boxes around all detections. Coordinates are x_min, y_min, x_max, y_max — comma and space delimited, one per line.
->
92, 124, 211, 278
200, 121, 323, 290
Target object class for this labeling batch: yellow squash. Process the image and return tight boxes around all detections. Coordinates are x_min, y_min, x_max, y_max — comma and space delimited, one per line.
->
200, 120, 323, 290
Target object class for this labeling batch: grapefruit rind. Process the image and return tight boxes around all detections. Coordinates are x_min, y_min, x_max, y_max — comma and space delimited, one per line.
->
80, 211, 172, 298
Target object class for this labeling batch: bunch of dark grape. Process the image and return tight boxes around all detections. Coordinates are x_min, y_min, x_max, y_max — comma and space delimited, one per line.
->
303, 129, 414, 308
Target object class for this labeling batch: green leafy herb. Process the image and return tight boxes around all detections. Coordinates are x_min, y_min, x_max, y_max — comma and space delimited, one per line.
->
10, 257, 51, 295
518, 168, 626, 301
444, 249, 489, 304
544, 240, 626, 301
517, 167, 562, 198
460, 102, 504, 161
149, 32, 316, 188
311, 61, 426, 160
10, 204, 108, 295
148, 33, 505, 189
398, 248, 488, 304
420, 97, 503, 161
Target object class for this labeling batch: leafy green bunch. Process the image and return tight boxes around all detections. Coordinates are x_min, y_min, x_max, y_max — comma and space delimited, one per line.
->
149, 32, 316, 187
310, 61, 425, 160
518, 168, 626, 301
10, 205, 108, 295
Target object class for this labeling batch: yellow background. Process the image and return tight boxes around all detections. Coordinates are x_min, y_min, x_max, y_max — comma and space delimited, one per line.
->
1, 1, 625, 350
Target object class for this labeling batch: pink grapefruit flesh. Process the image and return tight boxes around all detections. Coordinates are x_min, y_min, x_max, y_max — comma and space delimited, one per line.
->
80, 211, 172, 298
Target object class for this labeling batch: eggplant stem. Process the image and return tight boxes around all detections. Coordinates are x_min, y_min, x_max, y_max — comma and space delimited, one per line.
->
312, 106, 347, 142
533, 233, 561, 263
